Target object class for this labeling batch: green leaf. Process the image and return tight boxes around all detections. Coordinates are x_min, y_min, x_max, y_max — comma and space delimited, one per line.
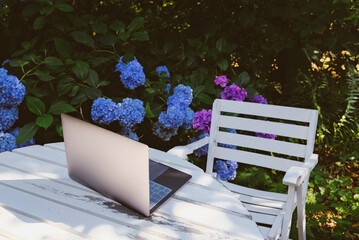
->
33, 16, 45, 30
9, 60, 30, 67
16, 122, 39, 145
97, 80, 111, 87
238, 71, 250, 86
145, 102, 155, 118
87, 69, 99, 88
72, 61, 89, 80
217, 58, 228, 71
55, 3, 74, 12
128, 17, 145, 32
48, 101, 76, 115
44, 56, 63, 66
54, 38, 72, 58
110, 20, 125, 32
100, 35, 117, 48
118, 32, 130, 41
196, 93, 213, 105
70, 31, 95, 48
83, 88, 102, 99
29, 87, 49, 97
216, 38, 227, 52
92, 22, 107, 35
36, 114, 54, 129
40, 6, 55, 16
26, 96, 45, 115
132, 31, 149, 41
33, 70, 55, 81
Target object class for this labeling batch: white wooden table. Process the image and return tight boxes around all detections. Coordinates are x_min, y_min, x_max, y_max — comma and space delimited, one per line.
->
0, 143, 264, 240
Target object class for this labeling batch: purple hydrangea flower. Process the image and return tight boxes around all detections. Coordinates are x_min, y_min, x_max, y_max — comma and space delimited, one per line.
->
0, 68, 26, 107
214, 75, 228, 87
91, 98, 120, 125
249, 95, 268, 104
256, 132, 276, 140
0, 106, 19, 132
164, 83, 171, 93
118, 98, 145, 128
192, 109, 212, 134
214, 160, 238, 181
120, 128, 139, 141
221, 83, 247, 101
10, 128, 35, 148
153, 122, 178, 141
0, 132, 16, 153
159, 106, 185, 129
115, 58, 146, 90
189, 133, 209, 157
156, 66, 170, 78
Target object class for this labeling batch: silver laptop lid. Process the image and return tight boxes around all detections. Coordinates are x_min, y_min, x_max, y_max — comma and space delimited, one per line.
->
61, 114, 150, 216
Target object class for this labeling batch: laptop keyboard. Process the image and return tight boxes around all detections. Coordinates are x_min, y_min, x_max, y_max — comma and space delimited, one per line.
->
150, 180, 172, 208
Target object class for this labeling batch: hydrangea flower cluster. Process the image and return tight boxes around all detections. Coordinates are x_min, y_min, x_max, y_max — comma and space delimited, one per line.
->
256, 132, 276, 140
189, 133, 209, 157
115, 57, 145, 90
0, 68, 26, 107
120, 128, 139, 142
91, 98, 120, 125
156, 66, 170, 78
249, 95, 268, 104
164, 83, 171, 93
221, 83, 247, 101
0, 68, 28, 153
155, 84, 194, 141
0, 132, 16, 153
214, 160, 238, 181
118, 98, 145, 128
214, 75, 228, 87
192, 109, 212, 134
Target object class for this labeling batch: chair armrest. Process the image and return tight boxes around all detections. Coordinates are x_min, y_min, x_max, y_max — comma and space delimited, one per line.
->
302, 153, 318, 171
167, 136, 210, 159
283, 166, 309, 187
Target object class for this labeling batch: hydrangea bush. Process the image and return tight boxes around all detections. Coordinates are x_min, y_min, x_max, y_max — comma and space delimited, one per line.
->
0, 67, 32, 153
91, 57, 194, 143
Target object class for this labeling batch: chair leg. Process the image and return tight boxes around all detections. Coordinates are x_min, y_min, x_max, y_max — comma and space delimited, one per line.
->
297, 185, 306, 240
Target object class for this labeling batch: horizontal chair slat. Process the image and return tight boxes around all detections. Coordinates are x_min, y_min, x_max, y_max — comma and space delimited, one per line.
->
250, 211, 277, 225
239, 195, 285, 209
218, 100, 314, 123
216, 132, 307, 158
214, 147, 303, 172
218, 115, 309, 140
221, 181, 288, 202
243, 203, 282, 216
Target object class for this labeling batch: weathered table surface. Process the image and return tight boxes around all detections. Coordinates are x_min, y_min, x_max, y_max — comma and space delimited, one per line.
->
0, 142, 264, 240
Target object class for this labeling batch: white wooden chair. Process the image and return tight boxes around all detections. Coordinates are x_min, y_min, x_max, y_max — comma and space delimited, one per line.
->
168, 99, 318, 240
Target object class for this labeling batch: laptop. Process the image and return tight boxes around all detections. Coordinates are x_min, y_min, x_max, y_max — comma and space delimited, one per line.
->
61, 114, 192, 216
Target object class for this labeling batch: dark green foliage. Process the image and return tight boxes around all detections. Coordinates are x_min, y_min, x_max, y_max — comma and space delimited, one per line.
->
1, 0, 358, 239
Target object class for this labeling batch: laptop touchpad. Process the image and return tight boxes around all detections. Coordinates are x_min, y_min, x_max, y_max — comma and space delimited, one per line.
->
149, 160, 169, 180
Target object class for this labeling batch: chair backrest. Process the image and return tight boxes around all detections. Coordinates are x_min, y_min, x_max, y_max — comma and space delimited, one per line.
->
206, 99, 318, 174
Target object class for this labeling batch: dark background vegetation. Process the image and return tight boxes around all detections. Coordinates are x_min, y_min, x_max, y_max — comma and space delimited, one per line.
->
1, 0, 358, 239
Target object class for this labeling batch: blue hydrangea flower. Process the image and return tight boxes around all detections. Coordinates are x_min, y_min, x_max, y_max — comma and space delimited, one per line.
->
10, 128, 35, 148
167, 84, 193, 111
0, 132, 16, 153
91, 98, 120, 125
189, 133, 209, 157
116, 58, 146, 90
0, 106, 19, 132
120, 128, 139, 141
0, 68, 26, 107
153, 122, 178, 141
158, 106, 185, 129
115, 56, 126, 73
183, 108, 195, 129
156, 66, 170, 78
164, 83, 171, 93
2, 59, 10, 66
214, 160, 238, 181
118, 98, 145, 128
